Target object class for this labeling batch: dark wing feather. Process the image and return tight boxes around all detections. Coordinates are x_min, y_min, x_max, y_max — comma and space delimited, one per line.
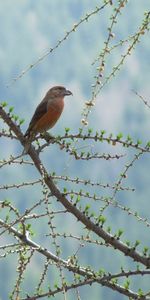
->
25, 98, 48, 137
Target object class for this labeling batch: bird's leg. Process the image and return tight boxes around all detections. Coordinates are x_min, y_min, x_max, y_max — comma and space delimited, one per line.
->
34, 132, 55, 154
40, 131, 55, 143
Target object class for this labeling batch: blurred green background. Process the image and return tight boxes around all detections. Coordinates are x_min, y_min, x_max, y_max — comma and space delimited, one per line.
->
0, 1, 150, 299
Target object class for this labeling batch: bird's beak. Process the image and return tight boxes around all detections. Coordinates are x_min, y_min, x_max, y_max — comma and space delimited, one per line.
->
65, 89, 73, 96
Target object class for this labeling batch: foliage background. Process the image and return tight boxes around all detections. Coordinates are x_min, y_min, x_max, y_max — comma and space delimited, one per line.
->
0, 1, 150, 299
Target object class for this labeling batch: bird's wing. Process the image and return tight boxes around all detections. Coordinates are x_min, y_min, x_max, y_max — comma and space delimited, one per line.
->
25, 98, 48, 137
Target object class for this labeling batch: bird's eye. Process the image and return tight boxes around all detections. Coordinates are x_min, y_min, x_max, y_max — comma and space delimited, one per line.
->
58, 87, 65, 92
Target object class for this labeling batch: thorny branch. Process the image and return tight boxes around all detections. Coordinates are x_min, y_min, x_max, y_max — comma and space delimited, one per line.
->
1, 103, 150, 300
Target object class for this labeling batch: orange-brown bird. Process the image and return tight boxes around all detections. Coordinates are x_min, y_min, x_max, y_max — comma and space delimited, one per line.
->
24, 86, 72, 148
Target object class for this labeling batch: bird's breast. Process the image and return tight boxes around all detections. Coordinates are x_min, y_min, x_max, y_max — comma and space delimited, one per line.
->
34, 97, 64, 132
47, 97, 64, 112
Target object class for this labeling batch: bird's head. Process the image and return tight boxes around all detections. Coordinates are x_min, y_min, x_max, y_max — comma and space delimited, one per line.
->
49, 86, 73, 98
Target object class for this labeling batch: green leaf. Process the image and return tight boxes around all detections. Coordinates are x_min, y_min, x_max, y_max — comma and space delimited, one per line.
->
9, 106, 14, 113
65, 127, 70, 134
19, 118, 25, 125
117, 229, 124, 238
98, 215, 106, 225
85, 204, 90, 211
1, 101, 8, 107
116, 132, 123, 140
138, 288, 144, 296
124, 279, 130, 290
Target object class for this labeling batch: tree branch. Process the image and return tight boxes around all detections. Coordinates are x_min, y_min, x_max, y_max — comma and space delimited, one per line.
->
1, 106, 150, 269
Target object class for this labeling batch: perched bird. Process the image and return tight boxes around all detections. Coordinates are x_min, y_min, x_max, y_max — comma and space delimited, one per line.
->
24, 86, 72, 143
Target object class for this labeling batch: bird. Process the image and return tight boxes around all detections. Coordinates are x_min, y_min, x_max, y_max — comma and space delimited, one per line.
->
24, 85, 72, 149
